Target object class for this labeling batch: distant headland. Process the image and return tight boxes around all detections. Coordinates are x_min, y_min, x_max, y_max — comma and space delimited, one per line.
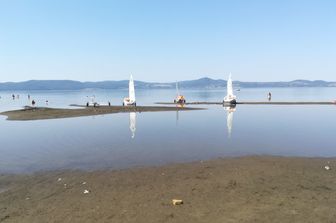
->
0, 77, 335, 90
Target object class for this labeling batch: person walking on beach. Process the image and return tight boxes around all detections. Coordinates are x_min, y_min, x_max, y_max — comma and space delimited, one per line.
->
268, 92, 272, 101
12, 94, 15, 100
32, 100, 36, 106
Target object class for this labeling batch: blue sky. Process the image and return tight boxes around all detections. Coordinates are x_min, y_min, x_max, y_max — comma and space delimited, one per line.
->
0, 0, 335, 82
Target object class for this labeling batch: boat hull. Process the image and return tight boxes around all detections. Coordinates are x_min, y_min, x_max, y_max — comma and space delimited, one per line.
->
223, 99, 237, 105
123, 99, 136, 106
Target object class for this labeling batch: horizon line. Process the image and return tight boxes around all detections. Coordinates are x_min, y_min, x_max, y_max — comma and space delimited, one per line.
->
1, 77, 335, 84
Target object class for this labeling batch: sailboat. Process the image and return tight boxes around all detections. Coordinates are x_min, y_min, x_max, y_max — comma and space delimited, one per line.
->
123, 75, 136, 106
223, 73, 237, 104
174, 82, 186, 104
129, 112, 136, 138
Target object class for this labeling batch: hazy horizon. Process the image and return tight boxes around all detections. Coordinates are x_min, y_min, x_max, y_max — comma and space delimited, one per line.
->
1, 0, 335, 82
1, 76, 336, 84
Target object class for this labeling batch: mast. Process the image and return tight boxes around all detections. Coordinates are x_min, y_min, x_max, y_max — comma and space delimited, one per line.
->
176, 82, 179, 96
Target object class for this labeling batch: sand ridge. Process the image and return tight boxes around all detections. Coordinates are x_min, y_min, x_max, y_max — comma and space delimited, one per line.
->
0, 105, 204, 121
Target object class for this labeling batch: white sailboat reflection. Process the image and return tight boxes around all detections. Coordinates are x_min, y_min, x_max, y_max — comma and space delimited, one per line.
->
224, 105, 236, 138
175, 103, 184, 126
129, 112, 136, 139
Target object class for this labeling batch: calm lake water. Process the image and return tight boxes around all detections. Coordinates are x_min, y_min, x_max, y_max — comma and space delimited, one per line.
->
0, 88, 335, 173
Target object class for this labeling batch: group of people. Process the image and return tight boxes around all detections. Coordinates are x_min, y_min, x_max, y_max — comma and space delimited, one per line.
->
12, 94, 20, 100
85, 95, 112, 107
6, 93, 49, 107
86, 101, 111, 107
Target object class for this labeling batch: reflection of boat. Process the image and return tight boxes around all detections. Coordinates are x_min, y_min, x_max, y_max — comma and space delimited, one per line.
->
224, 104, 236, 138
175, 103, 184, 125
174, 82, 186, 104
129, 112, 136, 138
223, 73, 237, 105
123, 75, 136, 106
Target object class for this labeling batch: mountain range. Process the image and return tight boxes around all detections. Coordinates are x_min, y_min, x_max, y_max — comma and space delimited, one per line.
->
0, 77, 335, 90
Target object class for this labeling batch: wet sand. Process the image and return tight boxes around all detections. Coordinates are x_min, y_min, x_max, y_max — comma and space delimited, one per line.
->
1, 156, 335, 222
0, 106, 203, 121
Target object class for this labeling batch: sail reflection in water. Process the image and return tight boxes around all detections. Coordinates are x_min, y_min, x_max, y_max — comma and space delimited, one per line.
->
129, 112, 136, 138
224, 105, 236, 138
175, 103, 184, 126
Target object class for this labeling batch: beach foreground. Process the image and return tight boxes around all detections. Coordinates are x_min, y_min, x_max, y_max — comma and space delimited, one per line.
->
1, 156, 335, 222
0, 105, 202, 121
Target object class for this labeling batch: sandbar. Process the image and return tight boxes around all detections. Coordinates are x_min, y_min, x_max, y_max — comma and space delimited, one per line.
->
0, 105, 203, 121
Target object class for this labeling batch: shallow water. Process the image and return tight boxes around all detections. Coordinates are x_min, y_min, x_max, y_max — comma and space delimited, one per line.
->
0, 88, 335, 173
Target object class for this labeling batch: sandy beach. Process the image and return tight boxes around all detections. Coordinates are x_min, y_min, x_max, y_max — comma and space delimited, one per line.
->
1, 156, 335, 223
0, 106, 203, 121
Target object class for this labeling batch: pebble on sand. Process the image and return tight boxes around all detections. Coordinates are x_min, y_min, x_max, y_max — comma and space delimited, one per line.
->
83, 189, 90, 194
172, 199, 183, 205
324, 166, 331, 170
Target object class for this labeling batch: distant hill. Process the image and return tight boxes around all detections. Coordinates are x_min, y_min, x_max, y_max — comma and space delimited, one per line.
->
0, 78, 335, 90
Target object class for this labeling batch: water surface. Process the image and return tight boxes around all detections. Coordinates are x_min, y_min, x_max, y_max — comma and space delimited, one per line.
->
0, 88, 335, 173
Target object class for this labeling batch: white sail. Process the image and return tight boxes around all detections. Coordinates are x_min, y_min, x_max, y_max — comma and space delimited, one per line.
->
129, 112, 136, 138
129, 75, 135, 103
227, 74, 233, 97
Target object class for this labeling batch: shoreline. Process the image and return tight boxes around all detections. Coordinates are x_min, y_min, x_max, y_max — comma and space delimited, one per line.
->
156, 101, 336, 105
1, 155, 335, 222
0, 105, 204, 121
